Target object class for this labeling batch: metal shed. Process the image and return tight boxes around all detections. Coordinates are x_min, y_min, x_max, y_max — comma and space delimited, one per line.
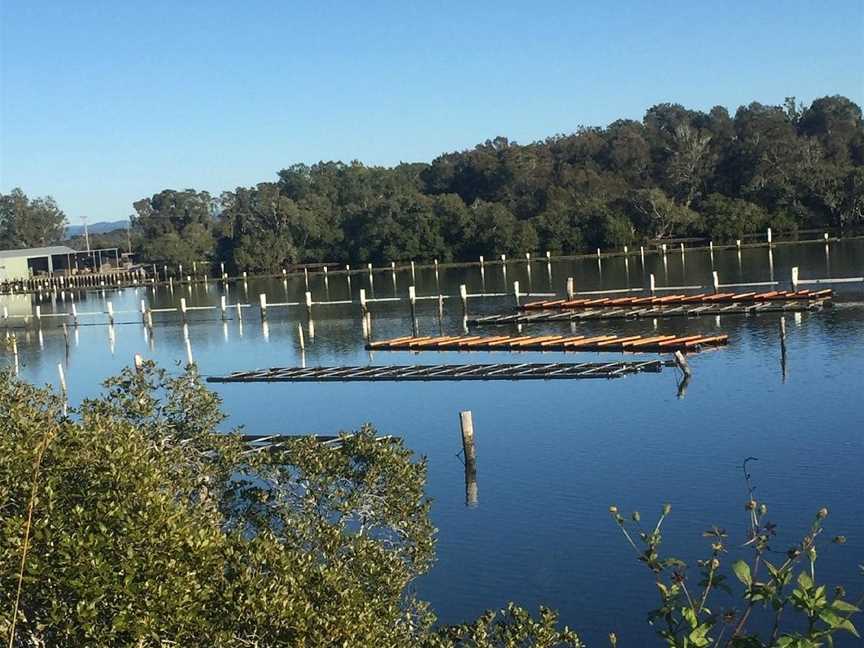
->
0, 245, 77, 281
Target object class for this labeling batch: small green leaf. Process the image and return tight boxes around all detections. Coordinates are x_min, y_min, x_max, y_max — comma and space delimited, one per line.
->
797, 571, 813, 590
832, 599, 860, 613
732, 560, 752, 587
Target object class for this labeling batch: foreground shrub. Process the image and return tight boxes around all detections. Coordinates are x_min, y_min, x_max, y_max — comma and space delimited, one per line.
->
0, 364, 580, 647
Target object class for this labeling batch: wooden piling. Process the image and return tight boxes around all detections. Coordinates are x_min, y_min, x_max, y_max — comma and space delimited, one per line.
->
305, 291, 313, 319
649, 273, 656, 295
259, 293, 268, 318
408, 285, 417, 322
673, 350, 691, 378
513, 280, 521, 307
779, 317, 787, 354
566, 277, 575, 300
359, 288, 367, 314
460, 411, 478, 507
179, 297, 188, 321
712, 271, 719, 294
460, 284, 468, 313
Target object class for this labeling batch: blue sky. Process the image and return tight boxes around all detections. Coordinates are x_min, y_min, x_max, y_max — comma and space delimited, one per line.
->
1, 1, 862, 224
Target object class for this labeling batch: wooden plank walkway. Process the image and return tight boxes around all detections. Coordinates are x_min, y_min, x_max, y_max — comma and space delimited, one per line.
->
207, 361, 665, 383
521, 289, 832, 311
471, 300, 824, 325
365, 334, 728, 353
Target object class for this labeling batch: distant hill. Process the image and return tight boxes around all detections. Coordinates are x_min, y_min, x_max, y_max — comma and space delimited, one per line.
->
66, 220, 129, 237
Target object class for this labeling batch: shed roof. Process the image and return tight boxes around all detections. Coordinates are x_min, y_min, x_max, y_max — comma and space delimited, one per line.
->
0, 245, 77, 260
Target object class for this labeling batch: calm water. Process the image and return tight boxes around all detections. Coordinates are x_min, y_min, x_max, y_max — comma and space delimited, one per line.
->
4, 241, 864, 645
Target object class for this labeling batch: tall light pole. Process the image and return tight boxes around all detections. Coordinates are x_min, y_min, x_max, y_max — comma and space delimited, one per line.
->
82, 216, 91, 252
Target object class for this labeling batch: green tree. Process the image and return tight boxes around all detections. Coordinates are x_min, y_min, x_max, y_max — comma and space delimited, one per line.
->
131, 189, 216, 268
700, 194, 769, 242
0, 188, 67, 248
625, 188, 700, 240
0, 365, 581, 647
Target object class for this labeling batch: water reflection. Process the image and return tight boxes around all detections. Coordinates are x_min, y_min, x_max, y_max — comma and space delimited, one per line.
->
2, 241, 864, 647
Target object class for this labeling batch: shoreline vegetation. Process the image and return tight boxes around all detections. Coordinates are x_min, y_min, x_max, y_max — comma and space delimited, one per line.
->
2, 96, 862, 274
1, 363, 860, 647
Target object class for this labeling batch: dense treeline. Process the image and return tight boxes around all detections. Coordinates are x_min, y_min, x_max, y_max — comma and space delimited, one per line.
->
5, 96, 862, 271
132, 95, 862, 271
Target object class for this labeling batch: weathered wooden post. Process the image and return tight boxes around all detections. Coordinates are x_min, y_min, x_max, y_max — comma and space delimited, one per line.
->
673, 350, 691, 378
410, 260, 415, 281
220, 295, 227, 320
305, 291, 313, 319
140, 299, 147, 324
359, 288, 367, 315
408, 285, 419, 336
179, 297, 188, 322
649, 273, 656, 295
259, 293, 268, 318
661, 243, 667, 255
767, 227, 772, 246
459, 410, 478, 507
513, 280, 521, 307
736, 239, 741, 249
408, 285, 417, 322
712, 271, 720, 294
680, 242, 685, 254
566, 277, 575, 300
779, 317, 787, 354
453, 283, 465, 315
437, 294, 444, 321
791, 266, 799, 290
35, 305, 42, 326
640, 245, 645, 263
235, 301, 242, 321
